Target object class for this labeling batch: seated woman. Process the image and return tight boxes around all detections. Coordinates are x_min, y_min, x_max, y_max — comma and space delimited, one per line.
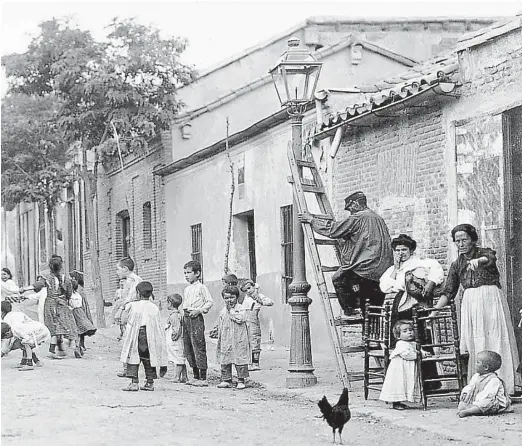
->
380, 234, 445, 317
379, 234, 445, 389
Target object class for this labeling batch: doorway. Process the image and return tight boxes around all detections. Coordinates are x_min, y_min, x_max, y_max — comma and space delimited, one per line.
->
233, 210, 257, 281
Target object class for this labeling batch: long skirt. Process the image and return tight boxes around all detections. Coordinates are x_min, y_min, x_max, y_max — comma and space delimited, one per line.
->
460, 285, 520, 395
72, 307, 97, 337
55, 299, 79, 341
43, 296, 57, 336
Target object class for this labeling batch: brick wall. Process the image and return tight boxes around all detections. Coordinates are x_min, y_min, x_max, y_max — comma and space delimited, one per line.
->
84, 138, 168, 310
333, 101, 449, 267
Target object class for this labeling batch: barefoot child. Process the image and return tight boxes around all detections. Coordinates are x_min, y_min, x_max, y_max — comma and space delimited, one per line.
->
457, 350, 511, 418
216, 285, 251, 389
239, 279, 274, 370
380, 320, 429, 410
165, 293, 187, 383
182, 260, 213, 387
120, 281, 167, 391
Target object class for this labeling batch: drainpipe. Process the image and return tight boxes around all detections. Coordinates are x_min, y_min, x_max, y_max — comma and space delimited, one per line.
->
329, 126, 344, 158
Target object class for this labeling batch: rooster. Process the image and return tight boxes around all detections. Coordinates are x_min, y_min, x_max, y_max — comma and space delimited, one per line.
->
318, 387, 351, 444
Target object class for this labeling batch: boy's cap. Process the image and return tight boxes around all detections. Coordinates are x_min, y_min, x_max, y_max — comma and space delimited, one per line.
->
136, 281, 153, 295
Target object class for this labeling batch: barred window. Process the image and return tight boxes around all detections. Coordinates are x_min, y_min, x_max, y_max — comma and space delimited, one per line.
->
143, 202, 152, 249
281, 205, 293, 303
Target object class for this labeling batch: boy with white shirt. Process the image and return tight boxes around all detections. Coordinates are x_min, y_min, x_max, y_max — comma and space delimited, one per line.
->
182, 260, 213, 387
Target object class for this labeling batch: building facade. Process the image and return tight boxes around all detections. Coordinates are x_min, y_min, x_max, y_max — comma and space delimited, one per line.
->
156, 17, 496, 350
314, 15, 522, 360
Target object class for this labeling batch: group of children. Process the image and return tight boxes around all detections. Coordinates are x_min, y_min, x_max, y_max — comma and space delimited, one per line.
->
115, 259, 274, 391
1, 255, 96, 367
379, 319, 512, 417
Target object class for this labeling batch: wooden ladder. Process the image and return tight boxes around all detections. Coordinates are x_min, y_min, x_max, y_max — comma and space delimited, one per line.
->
287, 144, 364, 388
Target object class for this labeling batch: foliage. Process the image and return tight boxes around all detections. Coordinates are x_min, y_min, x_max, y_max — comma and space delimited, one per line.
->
1, 93, 72, 210
2, 17, 195, 206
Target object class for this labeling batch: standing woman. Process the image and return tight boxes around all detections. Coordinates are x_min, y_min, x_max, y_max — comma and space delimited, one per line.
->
441, 224, 520, 394
33, 255, 81, 359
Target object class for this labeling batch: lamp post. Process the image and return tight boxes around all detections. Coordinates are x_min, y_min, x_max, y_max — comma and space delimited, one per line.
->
270, 37, 322, 388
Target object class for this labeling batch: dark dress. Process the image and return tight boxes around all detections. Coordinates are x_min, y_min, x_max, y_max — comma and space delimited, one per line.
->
34, 273, 78, 340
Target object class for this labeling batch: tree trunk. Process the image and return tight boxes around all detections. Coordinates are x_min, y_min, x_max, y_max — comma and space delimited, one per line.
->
81, 165, 106, 328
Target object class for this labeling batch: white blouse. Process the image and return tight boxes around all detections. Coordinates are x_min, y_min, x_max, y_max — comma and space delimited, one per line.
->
379, 255, 444, 294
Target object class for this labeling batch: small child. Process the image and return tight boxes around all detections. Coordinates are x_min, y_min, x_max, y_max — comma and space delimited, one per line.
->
216, 285, 251, 389
457, 350, 511, 418
239, 279, 274, 370
114, 257, 143, 377
69, 274, 97, 356
182, 260, 213, 387
209, 273, 239, 339
120, 281, 168, 391
165, 293, 187, 383
379, 320, 429, 410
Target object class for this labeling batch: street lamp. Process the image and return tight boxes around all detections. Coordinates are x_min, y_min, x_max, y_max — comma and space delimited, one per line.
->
270, 37, 322, 388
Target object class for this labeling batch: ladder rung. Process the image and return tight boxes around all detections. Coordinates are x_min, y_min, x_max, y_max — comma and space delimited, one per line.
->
311, 214, 334, 221
322, 266, 339, 273
302, 185, 325, 194
315, 238, 337, 245
296, 159, 317, 168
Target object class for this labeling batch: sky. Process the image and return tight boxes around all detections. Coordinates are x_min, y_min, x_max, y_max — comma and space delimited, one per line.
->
1, 0, 522, 72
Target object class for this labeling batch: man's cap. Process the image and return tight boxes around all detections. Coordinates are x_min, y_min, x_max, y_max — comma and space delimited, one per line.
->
344, 191, 366, 208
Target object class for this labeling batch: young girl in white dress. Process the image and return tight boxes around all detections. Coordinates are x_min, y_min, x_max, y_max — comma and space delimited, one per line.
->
380, 320, 429, 410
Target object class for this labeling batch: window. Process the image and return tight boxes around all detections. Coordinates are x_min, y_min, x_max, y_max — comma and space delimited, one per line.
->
116, 210, 131, 259
143, 202, 152, 249
191, 223, 203, 280
281, 205, 293, 302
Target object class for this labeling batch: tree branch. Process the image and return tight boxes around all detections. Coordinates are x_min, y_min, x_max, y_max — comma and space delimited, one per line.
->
223, 117, 235, 275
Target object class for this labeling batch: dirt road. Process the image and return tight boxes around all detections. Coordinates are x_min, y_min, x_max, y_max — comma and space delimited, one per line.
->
0, 329, 512, 446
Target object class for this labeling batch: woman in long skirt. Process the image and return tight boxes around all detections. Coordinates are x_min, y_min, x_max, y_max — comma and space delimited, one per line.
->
440, 224, 520, 395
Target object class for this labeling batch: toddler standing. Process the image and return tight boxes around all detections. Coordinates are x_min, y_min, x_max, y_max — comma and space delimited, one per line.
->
457, 350, 511, 418
379, 320, 428, 410
166, 293, 187, 383
239, 279, 274, 370
216, 285, 251, 389
182, 260, 213, 387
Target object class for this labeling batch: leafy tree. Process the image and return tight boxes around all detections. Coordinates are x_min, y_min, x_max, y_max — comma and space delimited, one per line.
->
2, 17, 195, 325
1, 93, 71, 211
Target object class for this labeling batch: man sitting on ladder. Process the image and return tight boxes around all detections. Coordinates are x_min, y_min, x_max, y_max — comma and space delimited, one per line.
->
298, 191, 393, 318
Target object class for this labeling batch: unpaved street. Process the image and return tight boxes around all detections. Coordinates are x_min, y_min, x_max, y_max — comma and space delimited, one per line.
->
0, 329, 512, 446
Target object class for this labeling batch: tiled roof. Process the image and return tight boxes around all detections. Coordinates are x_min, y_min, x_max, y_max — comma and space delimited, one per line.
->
317, 54, 459, 131
456, 14, 522, 51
